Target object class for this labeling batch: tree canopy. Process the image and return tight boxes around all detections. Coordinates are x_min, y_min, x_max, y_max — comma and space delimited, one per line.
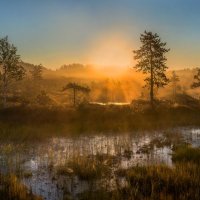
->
0, 36, 25, 107
30, 64, 43, 81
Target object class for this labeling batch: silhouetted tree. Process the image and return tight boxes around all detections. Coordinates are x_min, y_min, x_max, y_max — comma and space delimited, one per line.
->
62, 83, 90, 106
170, 71, 180, 102
133, 31, 170, 107
30, 64, 43, 81
0, 36, 25, 107
191, 68, 200, 88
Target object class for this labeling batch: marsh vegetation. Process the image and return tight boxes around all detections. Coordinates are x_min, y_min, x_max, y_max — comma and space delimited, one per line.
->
0, 127, 200, 200
1, 31, 200, 200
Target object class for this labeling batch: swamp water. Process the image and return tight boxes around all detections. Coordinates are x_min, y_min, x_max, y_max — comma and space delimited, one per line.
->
0, 127, 200, 200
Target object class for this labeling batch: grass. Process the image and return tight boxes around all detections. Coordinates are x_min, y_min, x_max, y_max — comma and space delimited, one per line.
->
1, 105, 200, 141
112, 145, 200, 200
57, 154, 114, 180
77, 146, 200, 200
75, 163, 200, 200
116, 163, 200, 200
1, 134, 200, 199
0, 173, 42, 200
1, 105, 200, 199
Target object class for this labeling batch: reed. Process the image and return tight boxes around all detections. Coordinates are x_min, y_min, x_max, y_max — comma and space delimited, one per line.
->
0, 173, 42, 200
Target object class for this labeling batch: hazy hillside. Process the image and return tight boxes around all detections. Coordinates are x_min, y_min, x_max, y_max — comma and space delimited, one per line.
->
18, 62, 200, 103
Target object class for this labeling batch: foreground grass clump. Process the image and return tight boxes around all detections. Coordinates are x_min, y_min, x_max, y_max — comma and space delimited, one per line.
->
57, 147, 200, 200
0, 174, 42, 200
172, 145, 200, 164
112, 163, 200, 200
112, 146, 200, 200
57, 154, 113, 180
78, 165, 200, 200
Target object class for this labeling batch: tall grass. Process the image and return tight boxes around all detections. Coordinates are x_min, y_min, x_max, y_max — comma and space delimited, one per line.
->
1, 105, 200, 141
0, 173, 42, 200
71, 162, 200, 200
57, 154, 115, 180
72, 146, 200, 200
116, 163, 200, 200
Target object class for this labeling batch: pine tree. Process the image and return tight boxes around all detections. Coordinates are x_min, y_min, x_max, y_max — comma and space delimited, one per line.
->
133, 31, 170, 107
62, 83, 90, 106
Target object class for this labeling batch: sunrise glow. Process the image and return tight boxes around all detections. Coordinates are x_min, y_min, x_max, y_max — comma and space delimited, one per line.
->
85, 33, 133, 68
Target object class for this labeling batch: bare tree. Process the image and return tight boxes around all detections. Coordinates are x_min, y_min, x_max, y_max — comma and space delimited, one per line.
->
0, 36, 25, 107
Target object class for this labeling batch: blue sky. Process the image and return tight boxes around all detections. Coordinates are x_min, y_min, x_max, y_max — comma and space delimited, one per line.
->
0, 0, 200, 69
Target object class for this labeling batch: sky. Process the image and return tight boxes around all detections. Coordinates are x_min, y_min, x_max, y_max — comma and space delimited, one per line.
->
0, 0, 200, 69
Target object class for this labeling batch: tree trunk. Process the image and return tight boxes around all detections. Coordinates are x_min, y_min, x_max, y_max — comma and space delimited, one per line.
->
2, 67, 7, 108
174, 83, 177, 103
73, 88, 76, 107
150, 43, 154, 108
150, 64, 154, 107
2, 84, 7, 108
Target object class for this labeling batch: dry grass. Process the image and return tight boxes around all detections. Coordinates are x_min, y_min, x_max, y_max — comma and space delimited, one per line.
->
57, 154, 115, 180
0, 174, 42, 200
1, 105, 200, 142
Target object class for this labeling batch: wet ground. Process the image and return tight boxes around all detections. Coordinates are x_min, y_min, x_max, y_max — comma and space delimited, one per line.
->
0, 127, 200, 200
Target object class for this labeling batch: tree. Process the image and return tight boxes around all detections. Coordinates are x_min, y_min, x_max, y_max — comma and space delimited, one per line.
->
0, 36, 25, 107
170, 71, 180, 102
191, 68, 200, 88
133, 31, 170, 107
30, 64, 43, 81
62, 83, 90, 106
